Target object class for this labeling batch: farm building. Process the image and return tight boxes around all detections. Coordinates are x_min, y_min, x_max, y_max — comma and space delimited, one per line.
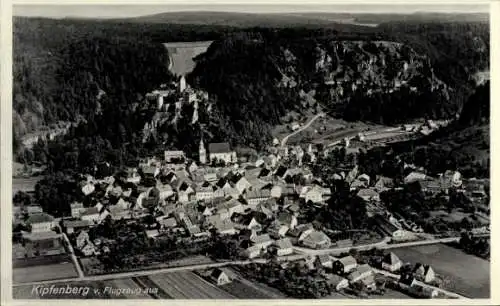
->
382, 252, 403, 272
210, 268, 233, 286
333, 255, 358, 275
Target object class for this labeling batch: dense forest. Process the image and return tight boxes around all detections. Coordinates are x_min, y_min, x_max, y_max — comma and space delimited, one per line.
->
13, 16, 489, 173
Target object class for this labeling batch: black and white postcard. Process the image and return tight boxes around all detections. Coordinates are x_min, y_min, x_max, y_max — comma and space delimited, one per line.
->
2, 1, 495, 303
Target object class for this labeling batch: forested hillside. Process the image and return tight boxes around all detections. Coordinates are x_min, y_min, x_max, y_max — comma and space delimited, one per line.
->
13, 16, 489, 173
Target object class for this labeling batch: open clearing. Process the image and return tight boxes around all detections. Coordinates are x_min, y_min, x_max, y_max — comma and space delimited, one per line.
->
391, 244, 490, 298
147, 271, 235, 299
163, 41, 213, 76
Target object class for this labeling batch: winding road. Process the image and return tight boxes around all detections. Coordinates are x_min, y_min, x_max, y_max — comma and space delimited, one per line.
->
280, 113, 325, 147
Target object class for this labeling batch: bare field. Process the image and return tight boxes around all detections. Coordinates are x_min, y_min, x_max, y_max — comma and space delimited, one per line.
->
13, 262, 78, 284
147, 271, 236, 299
391, 244, 490, 298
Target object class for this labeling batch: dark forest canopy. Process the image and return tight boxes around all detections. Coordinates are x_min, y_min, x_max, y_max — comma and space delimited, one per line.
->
13, 17, 489, 173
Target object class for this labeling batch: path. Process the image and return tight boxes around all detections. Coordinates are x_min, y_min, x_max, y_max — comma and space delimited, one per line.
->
62, 232, 84, 279
280, 113, 325, 147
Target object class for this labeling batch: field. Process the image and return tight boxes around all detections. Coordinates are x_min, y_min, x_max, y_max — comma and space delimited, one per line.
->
146, 271, 235, 299
163, 41, 213, 76
391, 244, 490, 298
13, 257, 78, 284
12, 177, 42, 194
219, 271, 287, 299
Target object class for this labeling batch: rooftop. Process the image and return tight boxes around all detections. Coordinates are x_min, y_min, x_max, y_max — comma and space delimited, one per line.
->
209, 142, 231, 154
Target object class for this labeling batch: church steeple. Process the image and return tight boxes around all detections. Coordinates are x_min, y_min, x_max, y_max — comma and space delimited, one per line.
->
199, 137, 207, 164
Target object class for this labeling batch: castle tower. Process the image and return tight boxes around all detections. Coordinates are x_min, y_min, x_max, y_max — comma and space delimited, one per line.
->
199, 138, 207, 164
179, 76, 187, 93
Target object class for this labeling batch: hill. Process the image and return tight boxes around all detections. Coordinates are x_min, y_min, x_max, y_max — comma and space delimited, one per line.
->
13, 17, 489, 173
388, 82, 490, 178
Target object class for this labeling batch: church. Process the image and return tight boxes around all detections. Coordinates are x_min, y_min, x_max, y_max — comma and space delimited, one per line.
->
199, 140, 237, 165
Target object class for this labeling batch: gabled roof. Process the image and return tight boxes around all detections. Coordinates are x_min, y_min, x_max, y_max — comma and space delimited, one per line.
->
209, 142, 231, 153
64, 220, 91, 228
211, 268, 227, 279
26, 212, 55, 224
246, 189, 271, 199
251, 234, 272, 244
302, 230, 330, 243
317, 254, 332, 264
337, 255, 357, 266
357, 188, 379, 198
275, 238, 293, 249
383, 252, 402, 265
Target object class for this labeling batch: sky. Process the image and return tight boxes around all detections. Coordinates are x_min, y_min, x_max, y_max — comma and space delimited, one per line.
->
13, 3, 490, 19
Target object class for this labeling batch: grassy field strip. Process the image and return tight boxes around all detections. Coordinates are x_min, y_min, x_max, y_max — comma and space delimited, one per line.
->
147, 271, 236, 299
13, 262, 78, 284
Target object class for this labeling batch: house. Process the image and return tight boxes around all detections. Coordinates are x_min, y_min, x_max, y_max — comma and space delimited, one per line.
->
25, 205, 43, 214
300, 230, 331, 249
196, 186, 216, 201
235, 177, 252, 194
371, 214, 406, 240
325, 274, 349, 291
246, 189, 271, 207
412, 284, 439, 298
347, 264, 373, 283
70, 202, 85, 218
159, 217, 178, 229
80, 241, 97, 257
273, 238, 293, 256
399, 273, 417, 289
303, 186, 324, 203
382, 252, 403, 272
158, 184, 174, 200
81, 182, 95, 196
333, 255, 358, 274
204, 172, 218, 182
76, 231, 90, 249
142, 165, 160, 178
357, 188, 380, 202
287, 223, 313, 240
374, 176, 395, 192
250, 233, 274, 249
212, 217, 239, 236
208, 142, 237, 164
146, 229, 160, 239
268, 223, 290, 239
210, 268, 232, 286
239, 217, 262, 231
270, 186, 283, 198
109, 205, 132, 220
63, 220, 91, 234
26, 212, 56, 233
350, 179, 367, 190
413, 264, 436, 283
242, 245, 265, 259
315, 254, 334, 270
126, 168, 142, 184
164, 150, 185, 162
404, 172, 427, 184
80, 207, 104, 224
